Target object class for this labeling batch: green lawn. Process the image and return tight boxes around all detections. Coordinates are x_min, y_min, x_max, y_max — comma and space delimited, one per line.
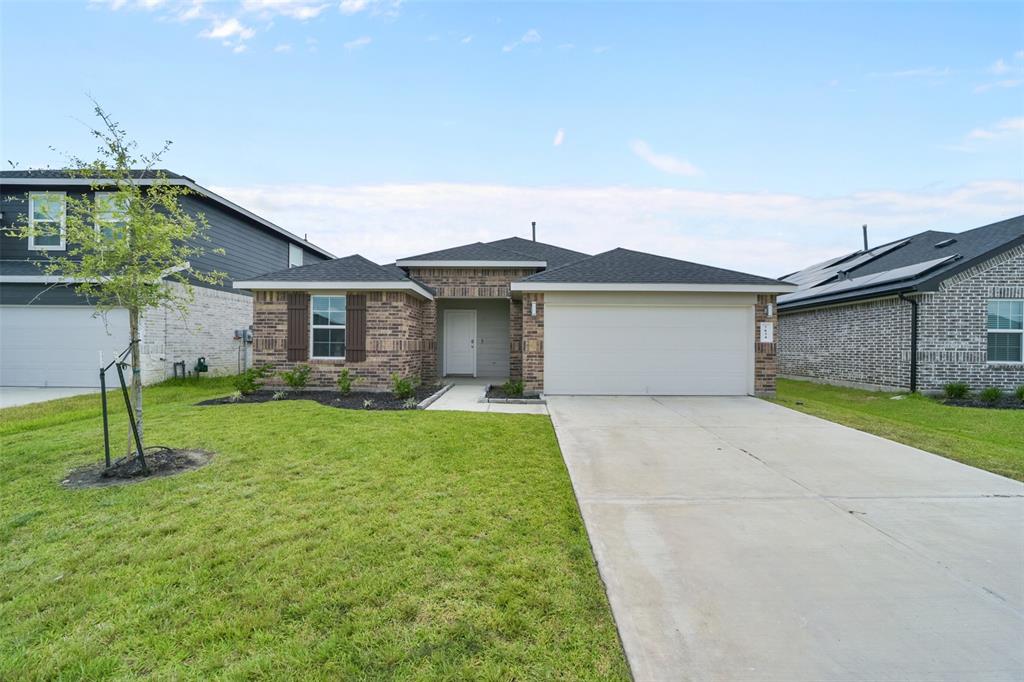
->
0, 379, 628, 680
772, 378, 1024, 481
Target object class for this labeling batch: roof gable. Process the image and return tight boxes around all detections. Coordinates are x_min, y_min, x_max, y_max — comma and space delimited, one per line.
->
486, 237, 590, 268
395, 241, 546, 266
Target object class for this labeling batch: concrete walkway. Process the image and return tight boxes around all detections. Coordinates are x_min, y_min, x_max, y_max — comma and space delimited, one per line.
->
426, 379, 548, 414
0, 386, 98, 409
549, 395, 1024, 682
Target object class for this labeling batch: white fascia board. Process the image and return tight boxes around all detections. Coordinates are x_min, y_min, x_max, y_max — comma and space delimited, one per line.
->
233, 280, 434, 300
395, 260, 546, 268
510, 282, 798, 293
0, 261, 191, 285
0, 177, 335, 259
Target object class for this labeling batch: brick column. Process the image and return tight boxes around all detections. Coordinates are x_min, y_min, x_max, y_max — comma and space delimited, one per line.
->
421, 299, 437, 382
754, 293, 778, 396
509, 299, 523, 380
522, 293, 544, 391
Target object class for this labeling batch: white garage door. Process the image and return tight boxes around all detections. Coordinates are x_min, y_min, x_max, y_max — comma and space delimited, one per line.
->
544, 302, 753, 395
0, 306, 129, 387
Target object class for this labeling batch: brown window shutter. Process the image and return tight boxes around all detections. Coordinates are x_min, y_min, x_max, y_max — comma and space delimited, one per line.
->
346, 294, 367, 362
286, 292, 310, 361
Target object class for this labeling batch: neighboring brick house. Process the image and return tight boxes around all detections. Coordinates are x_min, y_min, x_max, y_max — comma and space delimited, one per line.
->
0, 169, 332, 387
778, 215, 1024, 392
237, 238, 794, 395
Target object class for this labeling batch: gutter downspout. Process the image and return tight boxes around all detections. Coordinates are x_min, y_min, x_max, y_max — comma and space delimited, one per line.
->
898, 292, 918, 393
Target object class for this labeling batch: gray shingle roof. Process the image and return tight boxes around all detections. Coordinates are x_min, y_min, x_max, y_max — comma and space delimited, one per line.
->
486, 237, 590, 268
519, 248, 787, 285
779, 215, 1024, 310
0, 168, 192, 181
397, 241, 542, 263
244, 255, 416, 283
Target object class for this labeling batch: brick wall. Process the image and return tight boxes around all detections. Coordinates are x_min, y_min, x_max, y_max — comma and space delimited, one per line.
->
779, 296, 911, 391
420, 301, 438, 382
509, 299, 523, 380
521, 293, 544, 391
778, 245, 1024, 392
252, 289, 430, 390
407, 267, 538, 298
915, 245, 1024, 391
754, 294, 779, 396
140, 282, 252, 384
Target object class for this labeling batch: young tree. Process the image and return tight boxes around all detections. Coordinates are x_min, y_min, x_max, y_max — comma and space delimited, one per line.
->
13, 103, 224, 460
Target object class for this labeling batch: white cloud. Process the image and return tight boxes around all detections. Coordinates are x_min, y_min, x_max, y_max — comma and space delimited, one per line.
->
274, 42, 292, 52
960, 117, 1024, 147
869, 67, 955, 78
233, 44, 248, 53
339, 0, 367, 13
461, 35, 473, 44
344, 35, 372, 50
592, 45, 610, 54
243, 0, 330, 19
201, 17, 255, 40
975, 79, 1024, 93
630, 140, 702, 177
210, 180, 1024, 277
339, 0, 398, 15
553, 128, 565, 146
503, 28, 540, 52
1016, 50, 1024, 60
991, 58, 1010, 74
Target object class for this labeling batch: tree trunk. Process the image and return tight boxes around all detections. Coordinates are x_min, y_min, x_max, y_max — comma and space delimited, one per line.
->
129, 307, 144, 451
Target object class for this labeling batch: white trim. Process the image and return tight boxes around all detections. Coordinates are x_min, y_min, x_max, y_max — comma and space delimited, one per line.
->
511, 282, 796, 293
0, 261, 191, 285
288, 243, 303, 268
27, 191, 66, 251
395, 259, 546, 268
443, 308, 477, 377
2, 176, 334, 259
233, 280, 434, 300
310, 294, 347, 361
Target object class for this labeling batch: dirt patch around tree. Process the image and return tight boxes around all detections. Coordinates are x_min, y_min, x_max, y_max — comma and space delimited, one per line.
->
62, 448, 215, 489
195, 385, 444, 410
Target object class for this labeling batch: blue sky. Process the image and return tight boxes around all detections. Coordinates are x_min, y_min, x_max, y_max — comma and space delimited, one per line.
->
2, 0, 1022, 274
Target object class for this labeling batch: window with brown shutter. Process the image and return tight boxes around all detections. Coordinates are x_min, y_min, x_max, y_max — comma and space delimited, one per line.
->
346, 294, 367, 362
286, 292, 310, 361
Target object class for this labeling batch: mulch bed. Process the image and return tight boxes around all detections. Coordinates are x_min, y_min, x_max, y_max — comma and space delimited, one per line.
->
196, 385, 444, 410
63, 447, 214, 489
938, 397, 1024, 410
485, 386, 543, 401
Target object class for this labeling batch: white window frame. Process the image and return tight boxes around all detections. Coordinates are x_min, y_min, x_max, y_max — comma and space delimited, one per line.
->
986, 299, 1024, 364
289, 243, 303, 268
28, 191, 66, 251
94, 191, 129, 239
310, 294, 347, 360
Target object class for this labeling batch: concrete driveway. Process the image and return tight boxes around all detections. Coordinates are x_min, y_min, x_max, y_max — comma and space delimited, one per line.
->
0, 386, 98, 409
548, 396, 1024, 682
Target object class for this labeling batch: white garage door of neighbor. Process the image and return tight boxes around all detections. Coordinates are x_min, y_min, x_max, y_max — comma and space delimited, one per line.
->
544, 303, 754, 395
0, 306, 130, 387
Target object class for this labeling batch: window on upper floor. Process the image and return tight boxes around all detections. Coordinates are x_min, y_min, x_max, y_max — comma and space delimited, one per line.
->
987, 300, 1023, 363
95, 192, 129, 240
289, 243, 303, 268
28, 191, 66, 251
311, 295, 346, 359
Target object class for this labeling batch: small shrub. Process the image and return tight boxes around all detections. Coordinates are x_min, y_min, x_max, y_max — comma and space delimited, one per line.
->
943, 382, 970, 400
280, 364, 312, 390
337, 368, 361, 395
501, 379, 524, 397
403, 397, 419, 409
362, 399, 375, 409
1016, 385, 1024, 402
979, 386, 1003, 404
233, 364, 274, 395
227, 390, 243, 403
271, 391, 286, 401
390, 373, 420, 400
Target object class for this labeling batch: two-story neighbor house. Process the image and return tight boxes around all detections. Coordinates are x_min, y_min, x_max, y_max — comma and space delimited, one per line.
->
0, 170, 332, 387
777, 215, 1024, 392
235, 236, 795, 395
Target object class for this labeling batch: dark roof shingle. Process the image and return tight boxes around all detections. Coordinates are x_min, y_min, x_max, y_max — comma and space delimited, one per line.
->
486, 237, 589, 268
397, 241, 542, 263
519, 248, 786, 285
243, 255, 417, 284
0, 168, 192, 181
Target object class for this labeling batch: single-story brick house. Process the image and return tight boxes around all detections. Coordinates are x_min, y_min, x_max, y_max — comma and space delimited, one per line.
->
235, 237, 795, 395
777, 215, 1024, 392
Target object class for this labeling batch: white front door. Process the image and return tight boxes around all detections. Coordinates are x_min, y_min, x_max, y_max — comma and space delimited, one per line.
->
444, 309, 477, 376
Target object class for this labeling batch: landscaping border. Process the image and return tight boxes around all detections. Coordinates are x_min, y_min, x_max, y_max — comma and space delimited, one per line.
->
417, 383, 454, 409
480, 383, 547, 405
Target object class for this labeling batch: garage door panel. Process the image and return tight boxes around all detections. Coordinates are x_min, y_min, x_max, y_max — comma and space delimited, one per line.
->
0, 307, 129, 387
545, 303, 752, 395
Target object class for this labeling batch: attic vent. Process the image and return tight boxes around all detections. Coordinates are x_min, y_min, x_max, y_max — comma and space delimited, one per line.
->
934, 238, 957, 248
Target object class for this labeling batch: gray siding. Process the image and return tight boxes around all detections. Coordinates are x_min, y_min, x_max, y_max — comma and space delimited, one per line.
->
0, 284, 90, 305
436, 299, 510, 378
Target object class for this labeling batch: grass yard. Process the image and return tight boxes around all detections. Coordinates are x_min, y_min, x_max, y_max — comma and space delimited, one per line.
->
0, 378, 629, 680
773, 378, 1024, 481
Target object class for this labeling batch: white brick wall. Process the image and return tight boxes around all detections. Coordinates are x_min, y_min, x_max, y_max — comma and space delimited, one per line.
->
140, 282, 253, 383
